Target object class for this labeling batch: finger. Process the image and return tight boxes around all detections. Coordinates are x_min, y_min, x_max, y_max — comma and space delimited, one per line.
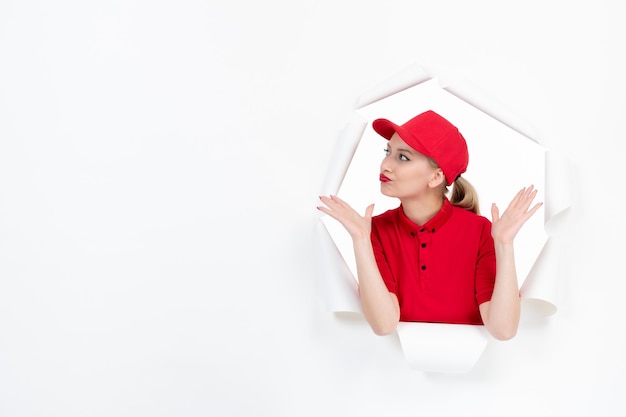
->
316, 204, 349, 222
515, 201, 543, 226
329, 195, 355, 211
519, 188, 539, 213
509, 186, 537, 212
523, 185, 536, 200
316, 205, 332, 216
526, 202, 543, 218
329, 194, 348, 206
319, 195, 343, 209
503, 188, 524, 212
364, 203, 375, 219
318, 196, 343, 213
515, 189, 537, 212
491, 203, 499, 222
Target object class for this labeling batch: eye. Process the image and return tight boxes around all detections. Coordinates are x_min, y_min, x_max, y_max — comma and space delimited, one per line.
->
383, 148, 390, 156
399, 154, 410, 161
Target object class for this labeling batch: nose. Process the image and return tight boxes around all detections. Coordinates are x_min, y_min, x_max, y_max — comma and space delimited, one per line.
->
380, 154, 392, 173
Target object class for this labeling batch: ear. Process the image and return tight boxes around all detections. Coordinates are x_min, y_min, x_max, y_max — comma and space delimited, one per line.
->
428, 169, 445, 189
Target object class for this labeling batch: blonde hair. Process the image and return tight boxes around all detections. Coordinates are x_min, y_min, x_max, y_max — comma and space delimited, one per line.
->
428, 158, 480, 215
449, 176, 480, 215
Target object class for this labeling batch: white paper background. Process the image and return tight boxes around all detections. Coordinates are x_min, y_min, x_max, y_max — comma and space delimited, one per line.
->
0, 1, 624, 416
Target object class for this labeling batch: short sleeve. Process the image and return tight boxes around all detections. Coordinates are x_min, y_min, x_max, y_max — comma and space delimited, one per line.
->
474, 218, 496, 305
370, 224, 398, 296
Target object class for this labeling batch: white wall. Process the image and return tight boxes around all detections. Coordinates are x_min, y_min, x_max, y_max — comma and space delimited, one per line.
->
0, 1, 624, 416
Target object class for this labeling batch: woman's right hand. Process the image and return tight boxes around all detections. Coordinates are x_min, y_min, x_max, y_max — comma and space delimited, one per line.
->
317, 195, 374, 240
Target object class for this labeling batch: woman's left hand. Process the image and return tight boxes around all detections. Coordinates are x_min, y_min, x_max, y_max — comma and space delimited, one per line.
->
491, 185, 543, 245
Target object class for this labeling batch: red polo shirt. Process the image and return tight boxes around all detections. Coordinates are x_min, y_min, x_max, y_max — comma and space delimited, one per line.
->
370, 198, 496, 325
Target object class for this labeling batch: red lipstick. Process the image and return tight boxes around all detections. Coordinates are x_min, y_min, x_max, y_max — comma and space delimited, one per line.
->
379, 174, 391, 183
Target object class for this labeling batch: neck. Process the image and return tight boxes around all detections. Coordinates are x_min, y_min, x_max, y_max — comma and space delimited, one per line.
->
401, 194, 444, 226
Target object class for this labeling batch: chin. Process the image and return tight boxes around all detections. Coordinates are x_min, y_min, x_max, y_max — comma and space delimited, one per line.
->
380, 186, 396, 198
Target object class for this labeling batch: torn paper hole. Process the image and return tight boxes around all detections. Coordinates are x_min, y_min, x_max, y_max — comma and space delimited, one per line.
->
317, 64, 570, 372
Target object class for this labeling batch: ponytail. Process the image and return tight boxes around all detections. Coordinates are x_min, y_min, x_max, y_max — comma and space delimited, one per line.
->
428, 157, 480, 215
449, 176, 480, 215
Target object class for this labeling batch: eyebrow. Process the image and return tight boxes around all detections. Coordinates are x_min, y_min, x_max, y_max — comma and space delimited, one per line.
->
387, 145, 415, 155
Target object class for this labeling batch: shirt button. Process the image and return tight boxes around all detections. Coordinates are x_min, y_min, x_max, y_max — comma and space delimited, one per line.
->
420, 228, 425, 232
421, 243, 426, 248
431, 228, 436, 233
410, 232, 415, 237
421, 265, 426, 270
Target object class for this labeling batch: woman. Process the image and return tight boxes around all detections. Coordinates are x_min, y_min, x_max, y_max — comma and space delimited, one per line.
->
317, 110, 542, 341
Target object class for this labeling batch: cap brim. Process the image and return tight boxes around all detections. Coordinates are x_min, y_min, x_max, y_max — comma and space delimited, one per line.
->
372, 118, 432, 158
372, 118, 399, 140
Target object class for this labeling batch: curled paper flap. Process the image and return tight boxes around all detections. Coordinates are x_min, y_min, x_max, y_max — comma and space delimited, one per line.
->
316, 219, 361, 314
355, 63, 432, 109
396, 322, 490, 373
518, 152, 571, 321
519, 237, 560, 320
440, 78, 540, 144
319, 116, 368, 196
544, 150, 572, 231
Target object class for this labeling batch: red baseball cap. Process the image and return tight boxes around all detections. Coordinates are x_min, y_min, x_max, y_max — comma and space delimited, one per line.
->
372, 110, 469, 186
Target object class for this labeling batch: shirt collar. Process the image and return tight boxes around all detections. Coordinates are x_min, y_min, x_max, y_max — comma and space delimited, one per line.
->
397, 197, 454, 234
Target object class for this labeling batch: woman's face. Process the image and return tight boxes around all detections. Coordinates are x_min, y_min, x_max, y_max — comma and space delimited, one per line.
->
379, 133, 443, 200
